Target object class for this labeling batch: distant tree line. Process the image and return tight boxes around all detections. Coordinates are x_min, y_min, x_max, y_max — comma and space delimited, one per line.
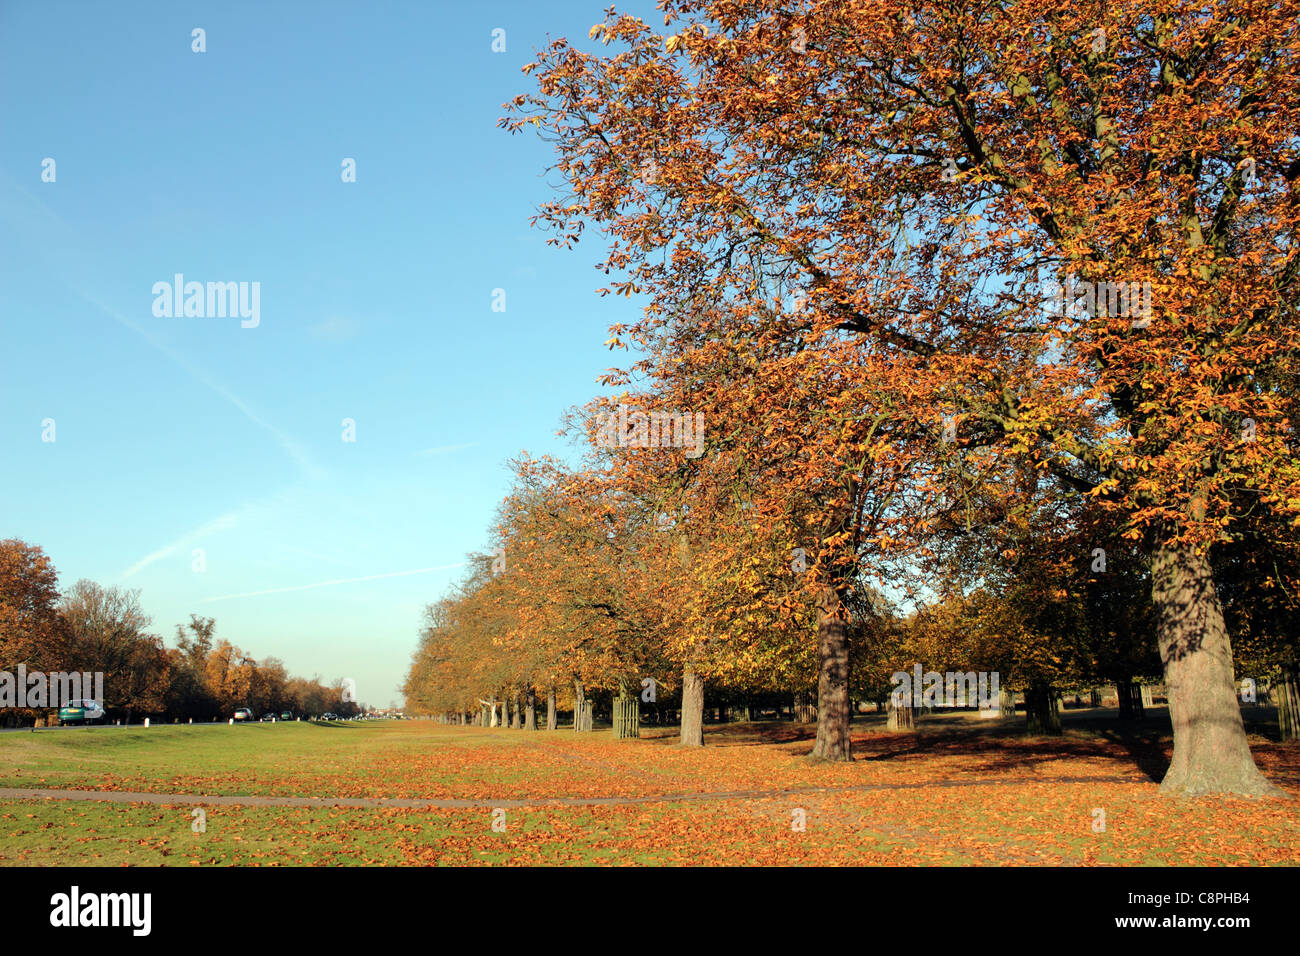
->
0, 538, 360, 725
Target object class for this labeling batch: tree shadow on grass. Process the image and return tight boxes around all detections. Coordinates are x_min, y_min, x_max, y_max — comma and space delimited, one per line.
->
845, 708, 1175, 782
636, 708, 1297, 789
638, 721, 820, 747
1089, 729, 1172, 783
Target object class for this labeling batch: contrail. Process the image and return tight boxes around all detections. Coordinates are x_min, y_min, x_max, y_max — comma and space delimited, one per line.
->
200, 563, 469, 602
0, 171, 326, 482
77, 290, 327, 482
117, 507, 244, 581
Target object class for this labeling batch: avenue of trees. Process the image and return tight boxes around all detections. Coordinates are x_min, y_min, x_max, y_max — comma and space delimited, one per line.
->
405, 0, 1299, 797
0, 538, 361, 724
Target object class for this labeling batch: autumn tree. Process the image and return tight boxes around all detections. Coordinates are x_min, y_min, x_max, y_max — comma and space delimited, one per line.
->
165, 614, 218, 718
0, 538, 67, 675
506, 0, 1298, 794
60, 580, 170, 721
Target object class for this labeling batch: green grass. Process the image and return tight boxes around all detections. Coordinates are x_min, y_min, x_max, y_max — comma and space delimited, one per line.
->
0, 721, 521, 796
0, 798, 724, 866
1, 720, 1295, 866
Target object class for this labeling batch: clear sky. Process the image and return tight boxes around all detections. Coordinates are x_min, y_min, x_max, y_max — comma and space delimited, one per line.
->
0, 1, 658, 707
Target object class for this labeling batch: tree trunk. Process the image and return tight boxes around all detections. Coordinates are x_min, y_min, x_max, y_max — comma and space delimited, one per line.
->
524, 686, 536, 731
1117, 680, 1144, 720
810, 586, 852, 761
572, 678, 587, 732
546, 687, 557, 731
1025, 685, 1062, 735
1275, 668, 1299, 743
510, 689, 522, 729
679, 665, 704, 747
1153, 542, 1279, 796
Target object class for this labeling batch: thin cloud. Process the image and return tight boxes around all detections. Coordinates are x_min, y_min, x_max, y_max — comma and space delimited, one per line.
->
200, 563, 470, 603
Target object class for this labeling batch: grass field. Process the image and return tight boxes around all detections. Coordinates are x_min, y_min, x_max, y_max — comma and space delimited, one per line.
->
1, 715, 1297, 866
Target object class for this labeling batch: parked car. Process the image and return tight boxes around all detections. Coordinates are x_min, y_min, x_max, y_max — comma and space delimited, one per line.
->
57, 699, 105, 726
321, 712, 337, 721
280, 711, 293, 721
260, 712, 277, 722
233, 707, 254, 722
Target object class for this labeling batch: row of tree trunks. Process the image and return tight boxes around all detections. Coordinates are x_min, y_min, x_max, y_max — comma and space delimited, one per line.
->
790, 536, 1281, 791
1153, 542, 1280, 796
447, 548, 1276, 799
460, 686, 553, 731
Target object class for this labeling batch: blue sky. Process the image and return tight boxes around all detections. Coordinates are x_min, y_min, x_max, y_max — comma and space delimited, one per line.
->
0, 1, 659, 707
